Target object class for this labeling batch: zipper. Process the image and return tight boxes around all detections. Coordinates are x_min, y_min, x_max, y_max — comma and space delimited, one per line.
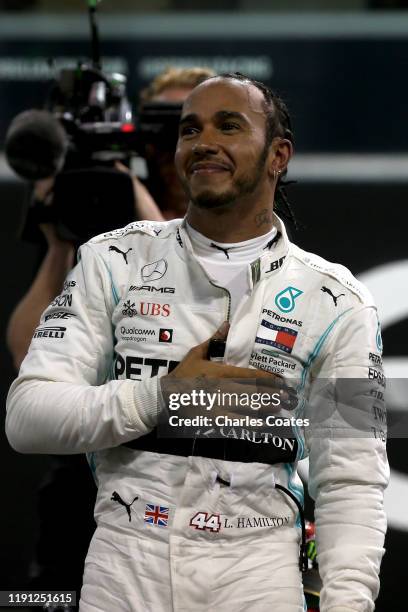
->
205, 280, 231, 462
208, 279, 232, 322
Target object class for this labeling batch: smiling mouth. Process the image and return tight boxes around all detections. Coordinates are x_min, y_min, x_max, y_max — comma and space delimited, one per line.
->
190, 162, 232, 176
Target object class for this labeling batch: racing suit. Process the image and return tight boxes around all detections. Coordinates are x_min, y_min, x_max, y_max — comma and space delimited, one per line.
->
6, 216, 389, 612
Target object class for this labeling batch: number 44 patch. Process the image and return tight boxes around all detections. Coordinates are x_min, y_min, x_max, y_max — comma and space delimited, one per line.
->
190, 512, 221, 532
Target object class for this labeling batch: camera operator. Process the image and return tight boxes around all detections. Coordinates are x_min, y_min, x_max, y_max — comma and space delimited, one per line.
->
6, 67, 215, 371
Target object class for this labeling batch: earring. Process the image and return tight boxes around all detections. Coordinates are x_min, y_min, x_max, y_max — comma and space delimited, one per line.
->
273, 169, 281, 182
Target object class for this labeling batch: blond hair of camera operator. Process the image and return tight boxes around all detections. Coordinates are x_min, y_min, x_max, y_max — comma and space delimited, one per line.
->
6, 66, 214, 370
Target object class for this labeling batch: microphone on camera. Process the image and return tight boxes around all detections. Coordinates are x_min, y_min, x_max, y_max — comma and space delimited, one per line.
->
5, 109, 68, 180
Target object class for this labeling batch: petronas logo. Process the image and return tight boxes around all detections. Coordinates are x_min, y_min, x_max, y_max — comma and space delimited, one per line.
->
376, 319, 383, 352
275, 286, 303, 313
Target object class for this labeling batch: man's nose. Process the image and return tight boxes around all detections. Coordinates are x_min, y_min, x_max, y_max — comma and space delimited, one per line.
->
192, 140, 220, 156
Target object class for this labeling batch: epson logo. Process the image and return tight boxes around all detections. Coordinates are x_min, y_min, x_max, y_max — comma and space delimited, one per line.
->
129, 286, 175, 293
51, 293, 72, 308
368, 367, 386, 388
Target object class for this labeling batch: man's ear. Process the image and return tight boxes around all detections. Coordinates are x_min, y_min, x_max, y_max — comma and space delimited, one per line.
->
267, 137, 293, 179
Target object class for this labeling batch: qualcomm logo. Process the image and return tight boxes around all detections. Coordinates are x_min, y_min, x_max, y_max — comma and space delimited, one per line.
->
275, 286, 303, 313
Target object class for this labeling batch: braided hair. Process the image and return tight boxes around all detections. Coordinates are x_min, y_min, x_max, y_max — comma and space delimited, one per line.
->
203, 72, 297, 229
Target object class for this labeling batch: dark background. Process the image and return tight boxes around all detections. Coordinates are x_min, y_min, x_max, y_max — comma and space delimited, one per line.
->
1, 14, 407, 610
0, 36, 408, 153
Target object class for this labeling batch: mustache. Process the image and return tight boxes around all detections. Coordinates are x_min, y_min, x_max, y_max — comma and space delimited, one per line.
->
189, 157, 233, 172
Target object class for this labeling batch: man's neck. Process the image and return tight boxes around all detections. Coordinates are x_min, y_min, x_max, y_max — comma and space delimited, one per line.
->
186, 197, 275, 243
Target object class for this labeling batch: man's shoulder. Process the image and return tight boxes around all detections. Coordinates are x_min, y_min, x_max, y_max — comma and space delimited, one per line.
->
290, 243, 374, 305
88, 218, 182, 245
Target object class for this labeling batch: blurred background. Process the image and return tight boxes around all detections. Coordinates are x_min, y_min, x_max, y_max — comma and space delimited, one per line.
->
0, 1, 407, 610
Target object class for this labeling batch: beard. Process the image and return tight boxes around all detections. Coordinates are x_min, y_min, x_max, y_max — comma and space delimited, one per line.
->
184, 143, 269, 210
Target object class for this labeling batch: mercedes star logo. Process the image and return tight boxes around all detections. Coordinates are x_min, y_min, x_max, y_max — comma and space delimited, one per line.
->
141, 259, 168, 282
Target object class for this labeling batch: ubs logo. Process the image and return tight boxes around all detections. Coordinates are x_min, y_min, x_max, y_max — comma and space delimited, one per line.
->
140, 303, 170, 317
121, 302, 171, 317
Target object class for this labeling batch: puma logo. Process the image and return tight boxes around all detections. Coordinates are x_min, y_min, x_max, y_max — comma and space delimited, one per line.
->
111, 491, 139, 522
263, 231, 282, 250
321, 286, 345, 306
109, 245, 132, 264
210, 243, 234, 259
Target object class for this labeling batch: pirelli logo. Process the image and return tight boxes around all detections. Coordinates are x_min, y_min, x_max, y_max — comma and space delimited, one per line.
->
33, 326, 66, 339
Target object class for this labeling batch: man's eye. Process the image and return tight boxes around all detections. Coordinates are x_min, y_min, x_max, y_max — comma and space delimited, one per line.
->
221, 122, 240, 131
180, 126, 199, 137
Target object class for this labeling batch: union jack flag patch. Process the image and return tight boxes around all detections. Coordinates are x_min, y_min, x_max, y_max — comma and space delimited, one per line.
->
144, 504, 169, 527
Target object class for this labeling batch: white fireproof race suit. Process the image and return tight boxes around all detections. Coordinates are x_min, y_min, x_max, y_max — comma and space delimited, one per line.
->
6, 216, 388, 612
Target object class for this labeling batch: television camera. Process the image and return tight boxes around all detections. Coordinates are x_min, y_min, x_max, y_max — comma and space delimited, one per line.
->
5, 0, 181, 244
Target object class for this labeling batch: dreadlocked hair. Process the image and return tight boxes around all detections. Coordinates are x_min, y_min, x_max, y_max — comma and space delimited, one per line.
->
203, 72, 298, 230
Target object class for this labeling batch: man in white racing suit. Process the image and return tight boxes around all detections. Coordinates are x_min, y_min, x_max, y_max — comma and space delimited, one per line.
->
6, 74, 388, 612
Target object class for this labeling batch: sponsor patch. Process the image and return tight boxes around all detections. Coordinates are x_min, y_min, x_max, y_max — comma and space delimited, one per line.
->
109, 245, 132, 264
265, 256, 286, 274
275, 286, 303, 313
369, 352, 383, 365
376, 319, 383, 352
321, 286, 345, 306
140, 302, 170, 317
368, 367, 386, 388
262, 308, 302, 327
114, 355, 180, 380
63, 280, 76, 291
255, 319, 297, 354
44, 311, 76, 321
111, 491, 138, 522
122, 300, 137, 317
159, 328, 173, 343
121, 301, 171, 317
141, 259, 168, 282
129, 285, 175, 294
176, 228, 183, 248
51, 293, 72, 308
33, 326, 66, 339
120, 326, 156, 343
